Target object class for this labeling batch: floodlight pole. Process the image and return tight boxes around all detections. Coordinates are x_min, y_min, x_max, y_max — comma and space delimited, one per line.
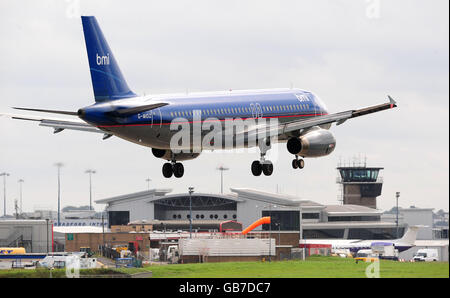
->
18, 179, 24, 215
85, 169, 96, 211
269, 204, 272, 262
46, 218, 49, 253
300, 205, 305, 260
54, 163, 64, 226
188, 187, 194, 239
146, 178, 152, 190
0, 173, 10, 217
396, 192, 400, 238
216, 166, 229, 194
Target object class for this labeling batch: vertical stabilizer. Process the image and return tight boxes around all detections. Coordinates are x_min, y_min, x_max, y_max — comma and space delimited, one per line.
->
81, 16, 136, 102
397, 226, 420, 245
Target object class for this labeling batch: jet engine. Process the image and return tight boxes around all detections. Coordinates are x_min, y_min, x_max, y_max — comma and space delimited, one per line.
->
286, 127, 336, 157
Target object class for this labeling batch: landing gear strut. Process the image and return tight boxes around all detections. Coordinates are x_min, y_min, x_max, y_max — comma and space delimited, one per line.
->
251, 138, 274, 176
162, 161, 184, 178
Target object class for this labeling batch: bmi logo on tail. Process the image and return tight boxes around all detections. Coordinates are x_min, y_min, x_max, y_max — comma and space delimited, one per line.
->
96, 53, 110, 65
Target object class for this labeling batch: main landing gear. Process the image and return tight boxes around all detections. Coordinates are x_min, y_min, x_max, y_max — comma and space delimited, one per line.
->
251, 138, 274, 176
162, 161, 184, 178
251, 160, 273, 176
292, 156, 305, 170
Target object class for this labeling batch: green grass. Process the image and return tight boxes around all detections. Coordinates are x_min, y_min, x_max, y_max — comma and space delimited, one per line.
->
0, 267, 128, 278
0, 256, 447, 278
145, 256, 449, 278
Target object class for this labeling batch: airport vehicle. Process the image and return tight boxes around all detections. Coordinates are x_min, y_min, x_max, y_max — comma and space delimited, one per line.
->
128, 241, 139, 255
354, 249, 379, 263
302, 226, 420, 253
120, 249, 131, 258
0, 247, 26, 255
115, 257, 142, 268
331, 248, 352, 258
167, 245, 180, 264
413, 249, 439, 262
80, 247, 94, 257
371, 243, 399, 260
38, 254, 97, 269
112, 245, 128, 254
3, 16, 397, 178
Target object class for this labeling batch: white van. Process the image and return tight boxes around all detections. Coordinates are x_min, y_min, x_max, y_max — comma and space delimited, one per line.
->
413, 249, 439, 262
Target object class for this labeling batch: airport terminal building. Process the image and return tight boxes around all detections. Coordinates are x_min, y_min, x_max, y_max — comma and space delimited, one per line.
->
96, 188, 405, 240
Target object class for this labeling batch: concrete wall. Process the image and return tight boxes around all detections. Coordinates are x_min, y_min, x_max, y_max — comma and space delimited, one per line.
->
236, 198, 263, 230
0, 220, 52, 253
106, 198, 154, 223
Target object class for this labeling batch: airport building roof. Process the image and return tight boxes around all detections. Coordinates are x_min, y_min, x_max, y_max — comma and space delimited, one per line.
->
95, 188, 172, 204
230, 188, 324, 208
302, 221, 398, 229
96, 187, 322, 209
324, 205, 382, 216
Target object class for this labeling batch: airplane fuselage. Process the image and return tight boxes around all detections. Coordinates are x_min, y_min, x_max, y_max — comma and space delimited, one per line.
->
80, 88, 329, 150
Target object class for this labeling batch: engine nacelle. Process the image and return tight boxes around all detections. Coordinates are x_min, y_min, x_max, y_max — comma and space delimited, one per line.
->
151, 148, 200, 161
287, 128, 336, 157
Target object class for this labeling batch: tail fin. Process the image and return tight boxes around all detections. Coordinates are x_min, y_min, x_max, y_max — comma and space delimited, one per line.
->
81, 16, 136, 102
397, 225, 421, 245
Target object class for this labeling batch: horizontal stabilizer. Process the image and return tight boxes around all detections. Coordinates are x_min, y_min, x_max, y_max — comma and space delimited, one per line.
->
13, 107, 78, 116
106, 102, 169, 117
1, 112, 103, 134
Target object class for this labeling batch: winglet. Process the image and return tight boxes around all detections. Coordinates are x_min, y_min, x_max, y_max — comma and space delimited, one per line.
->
388, 95, 397, 108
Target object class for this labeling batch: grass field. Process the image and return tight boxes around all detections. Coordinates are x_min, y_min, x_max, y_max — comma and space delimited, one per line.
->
144, 256, 449, 278
0, 256, 448, 278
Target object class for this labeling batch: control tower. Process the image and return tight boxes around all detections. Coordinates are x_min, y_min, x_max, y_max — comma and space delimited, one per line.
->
337, 160, 384, 209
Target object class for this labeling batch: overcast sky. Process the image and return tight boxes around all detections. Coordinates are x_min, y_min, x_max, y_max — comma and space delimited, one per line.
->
0, 0, 448, 215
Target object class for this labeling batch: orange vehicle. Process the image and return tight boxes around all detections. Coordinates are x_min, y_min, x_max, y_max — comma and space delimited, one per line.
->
354, 249, 379, 263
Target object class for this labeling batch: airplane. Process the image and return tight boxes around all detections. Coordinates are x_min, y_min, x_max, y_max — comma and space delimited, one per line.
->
2, 16, 397, 178
301, 226, 420, 253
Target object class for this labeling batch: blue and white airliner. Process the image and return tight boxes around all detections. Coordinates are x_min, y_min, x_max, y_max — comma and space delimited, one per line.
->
302, 226, 420, 254
4, 16, 397, 178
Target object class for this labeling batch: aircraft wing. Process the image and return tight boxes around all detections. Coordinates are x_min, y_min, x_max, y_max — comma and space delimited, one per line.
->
0, 113, 103, 134
243, 96, 397, 141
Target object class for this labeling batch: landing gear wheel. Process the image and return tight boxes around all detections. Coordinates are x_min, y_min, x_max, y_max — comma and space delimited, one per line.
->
251, 160, 263, 176
262, 162, 274, 176
292, 158, 305, 169
173, 162, 184, 178
162, 163, 173, 178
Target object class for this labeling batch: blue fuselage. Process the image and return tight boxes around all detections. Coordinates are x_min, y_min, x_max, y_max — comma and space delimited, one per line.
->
80, 88, 329, 149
